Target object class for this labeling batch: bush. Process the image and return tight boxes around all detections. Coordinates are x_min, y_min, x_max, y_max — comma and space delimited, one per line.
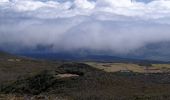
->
138, 62, 152, 67
1, 70, 55, 95
57, 63, 100, 76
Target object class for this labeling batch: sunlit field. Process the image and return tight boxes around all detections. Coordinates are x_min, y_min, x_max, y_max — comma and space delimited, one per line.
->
86, 62, 170, 73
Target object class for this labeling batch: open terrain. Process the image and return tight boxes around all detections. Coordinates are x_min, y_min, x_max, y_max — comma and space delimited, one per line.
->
86, 62, 170, 73
1, 52, 170, 100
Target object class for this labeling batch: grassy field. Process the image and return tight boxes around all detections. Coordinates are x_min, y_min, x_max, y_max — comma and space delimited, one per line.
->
86, 62, 170, 73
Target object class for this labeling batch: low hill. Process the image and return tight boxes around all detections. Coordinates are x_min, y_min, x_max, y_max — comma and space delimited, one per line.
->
19, 52, 168, 64
0, 51, 60, 84
1, 52, 170, 99
0, 51, 10, 57
1, 62, 170, 100
0, 51, 18, 60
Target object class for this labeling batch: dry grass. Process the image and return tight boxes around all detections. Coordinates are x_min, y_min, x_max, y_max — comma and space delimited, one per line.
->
86, 62, 170, 73
153, 64, 170, 68
56, 74, 79, 78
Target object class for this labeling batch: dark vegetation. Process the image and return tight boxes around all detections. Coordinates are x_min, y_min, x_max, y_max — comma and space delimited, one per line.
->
57, 63, 101, 76
1, 62, 170, 100
0, 51, 16, 60
0, 70, 56, 95
1, 52, 170, 100
138, 62, 152, 67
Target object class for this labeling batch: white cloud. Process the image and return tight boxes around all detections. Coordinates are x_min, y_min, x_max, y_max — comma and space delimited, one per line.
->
96, 0, 133, 8
1, 0, 170, 19
0, 0, 9, 3
74, 0, 95, 9
0, 0, 170, 54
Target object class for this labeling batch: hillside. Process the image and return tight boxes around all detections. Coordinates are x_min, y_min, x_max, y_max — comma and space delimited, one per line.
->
0, 51, 11, 58
19, 52, 168, 64
1, 53, 170, 99
0, 52, 60, 84
0, 51, 20, 61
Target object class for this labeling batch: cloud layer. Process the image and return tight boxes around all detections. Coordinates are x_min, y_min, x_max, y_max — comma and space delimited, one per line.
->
0, 0, 170, 54
1, 0, 170, 19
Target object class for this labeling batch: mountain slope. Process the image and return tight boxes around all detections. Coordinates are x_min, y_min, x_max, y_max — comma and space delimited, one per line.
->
127, 42, 170, 61
18, 52, 168, 64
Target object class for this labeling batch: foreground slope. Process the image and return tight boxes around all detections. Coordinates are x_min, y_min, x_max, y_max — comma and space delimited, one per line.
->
0, 53, 170, 100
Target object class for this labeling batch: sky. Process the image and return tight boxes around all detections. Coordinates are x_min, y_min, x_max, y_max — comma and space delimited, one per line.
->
0, 0, 170, 54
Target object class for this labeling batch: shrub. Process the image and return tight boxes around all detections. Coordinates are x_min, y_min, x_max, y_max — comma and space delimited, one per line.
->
138, 62, 152, 67
0, 70, 55, 95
